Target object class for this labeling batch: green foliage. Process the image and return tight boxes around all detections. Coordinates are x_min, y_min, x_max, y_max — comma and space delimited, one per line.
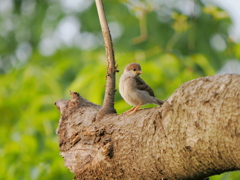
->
211, 171, 240, 180
0, 51, 75, 180
203, 5, 229, 20
0, 0, 239, 179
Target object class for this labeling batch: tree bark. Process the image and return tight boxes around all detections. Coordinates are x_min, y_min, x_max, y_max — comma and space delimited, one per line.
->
55, 74, 240, 180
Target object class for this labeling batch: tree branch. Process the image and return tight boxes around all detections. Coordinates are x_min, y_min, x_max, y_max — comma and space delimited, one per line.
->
56, 74, 240, 180
95, 0, 117, 119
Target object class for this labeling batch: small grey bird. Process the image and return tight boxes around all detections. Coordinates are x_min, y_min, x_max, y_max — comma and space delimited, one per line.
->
119, 63, 164, 114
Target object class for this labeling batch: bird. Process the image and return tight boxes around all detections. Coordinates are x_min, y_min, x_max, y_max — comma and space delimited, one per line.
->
119, 63, 164, 114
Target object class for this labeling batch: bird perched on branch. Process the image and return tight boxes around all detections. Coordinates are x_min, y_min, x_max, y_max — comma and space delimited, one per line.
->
119, 63, 164, 114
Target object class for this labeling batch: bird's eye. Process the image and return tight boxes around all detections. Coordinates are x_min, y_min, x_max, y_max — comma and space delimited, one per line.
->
133, 68, 136, 71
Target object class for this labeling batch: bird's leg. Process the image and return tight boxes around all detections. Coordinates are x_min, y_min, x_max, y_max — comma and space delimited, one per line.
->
124, 106, 137, 114
128, 103, 142, 115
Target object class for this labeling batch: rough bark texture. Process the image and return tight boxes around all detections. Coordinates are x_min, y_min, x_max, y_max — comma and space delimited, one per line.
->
55, 74, 240, 180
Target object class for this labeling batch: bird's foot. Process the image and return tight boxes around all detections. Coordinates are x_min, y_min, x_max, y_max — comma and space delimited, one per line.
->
124, 104, 142, 115
127, 107, 142, 115
123, 107, 136, 114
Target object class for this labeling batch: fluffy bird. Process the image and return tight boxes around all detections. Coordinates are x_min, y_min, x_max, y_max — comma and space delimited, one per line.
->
119, 63, 164, 114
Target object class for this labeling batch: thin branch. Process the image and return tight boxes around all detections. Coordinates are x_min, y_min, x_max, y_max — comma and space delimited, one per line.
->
95, 0, 117, 119
132, 11, 148, 44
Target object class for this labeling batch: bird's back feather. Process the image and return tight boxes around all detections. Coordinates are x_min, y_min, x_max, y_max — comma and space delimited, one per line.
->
135, 77, 155, 97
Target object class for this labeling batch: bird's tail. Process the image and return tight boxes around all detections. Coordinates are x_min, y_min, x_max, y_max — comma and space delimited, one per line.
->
154, 98, 164, 105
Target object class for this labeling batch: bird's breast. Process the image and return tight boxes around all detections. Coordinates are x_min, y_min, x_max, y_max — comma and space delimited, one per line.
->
119, 77, 140, 106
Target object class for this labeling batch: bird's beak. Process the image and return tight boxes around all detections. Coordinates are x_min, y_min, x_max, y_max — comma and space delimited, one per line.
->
135, 70, 142, 74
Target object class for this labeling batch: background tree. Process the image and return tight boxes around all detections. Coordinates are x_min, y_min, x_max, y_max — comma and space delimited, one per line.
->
0, 0, 240, 179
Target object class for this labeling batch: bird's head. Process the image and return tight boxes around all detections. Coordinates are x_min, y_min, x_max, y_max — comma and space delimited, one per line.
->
124, 63, 142, 78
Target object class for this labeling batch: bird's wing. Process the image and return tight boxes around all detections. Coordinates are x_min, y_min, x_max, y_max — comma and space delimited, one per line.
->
135, 77, 155, 97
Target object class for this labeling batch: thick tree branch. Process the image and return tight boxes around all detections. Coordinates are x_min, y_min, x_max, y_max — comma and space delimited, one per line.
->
95, 0, 117, 118
56, 74, 240, 180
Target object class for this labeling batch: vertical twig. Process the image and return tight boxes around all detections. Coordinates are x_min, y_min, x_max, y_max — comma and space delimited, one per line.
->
95, 0, 117, 118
